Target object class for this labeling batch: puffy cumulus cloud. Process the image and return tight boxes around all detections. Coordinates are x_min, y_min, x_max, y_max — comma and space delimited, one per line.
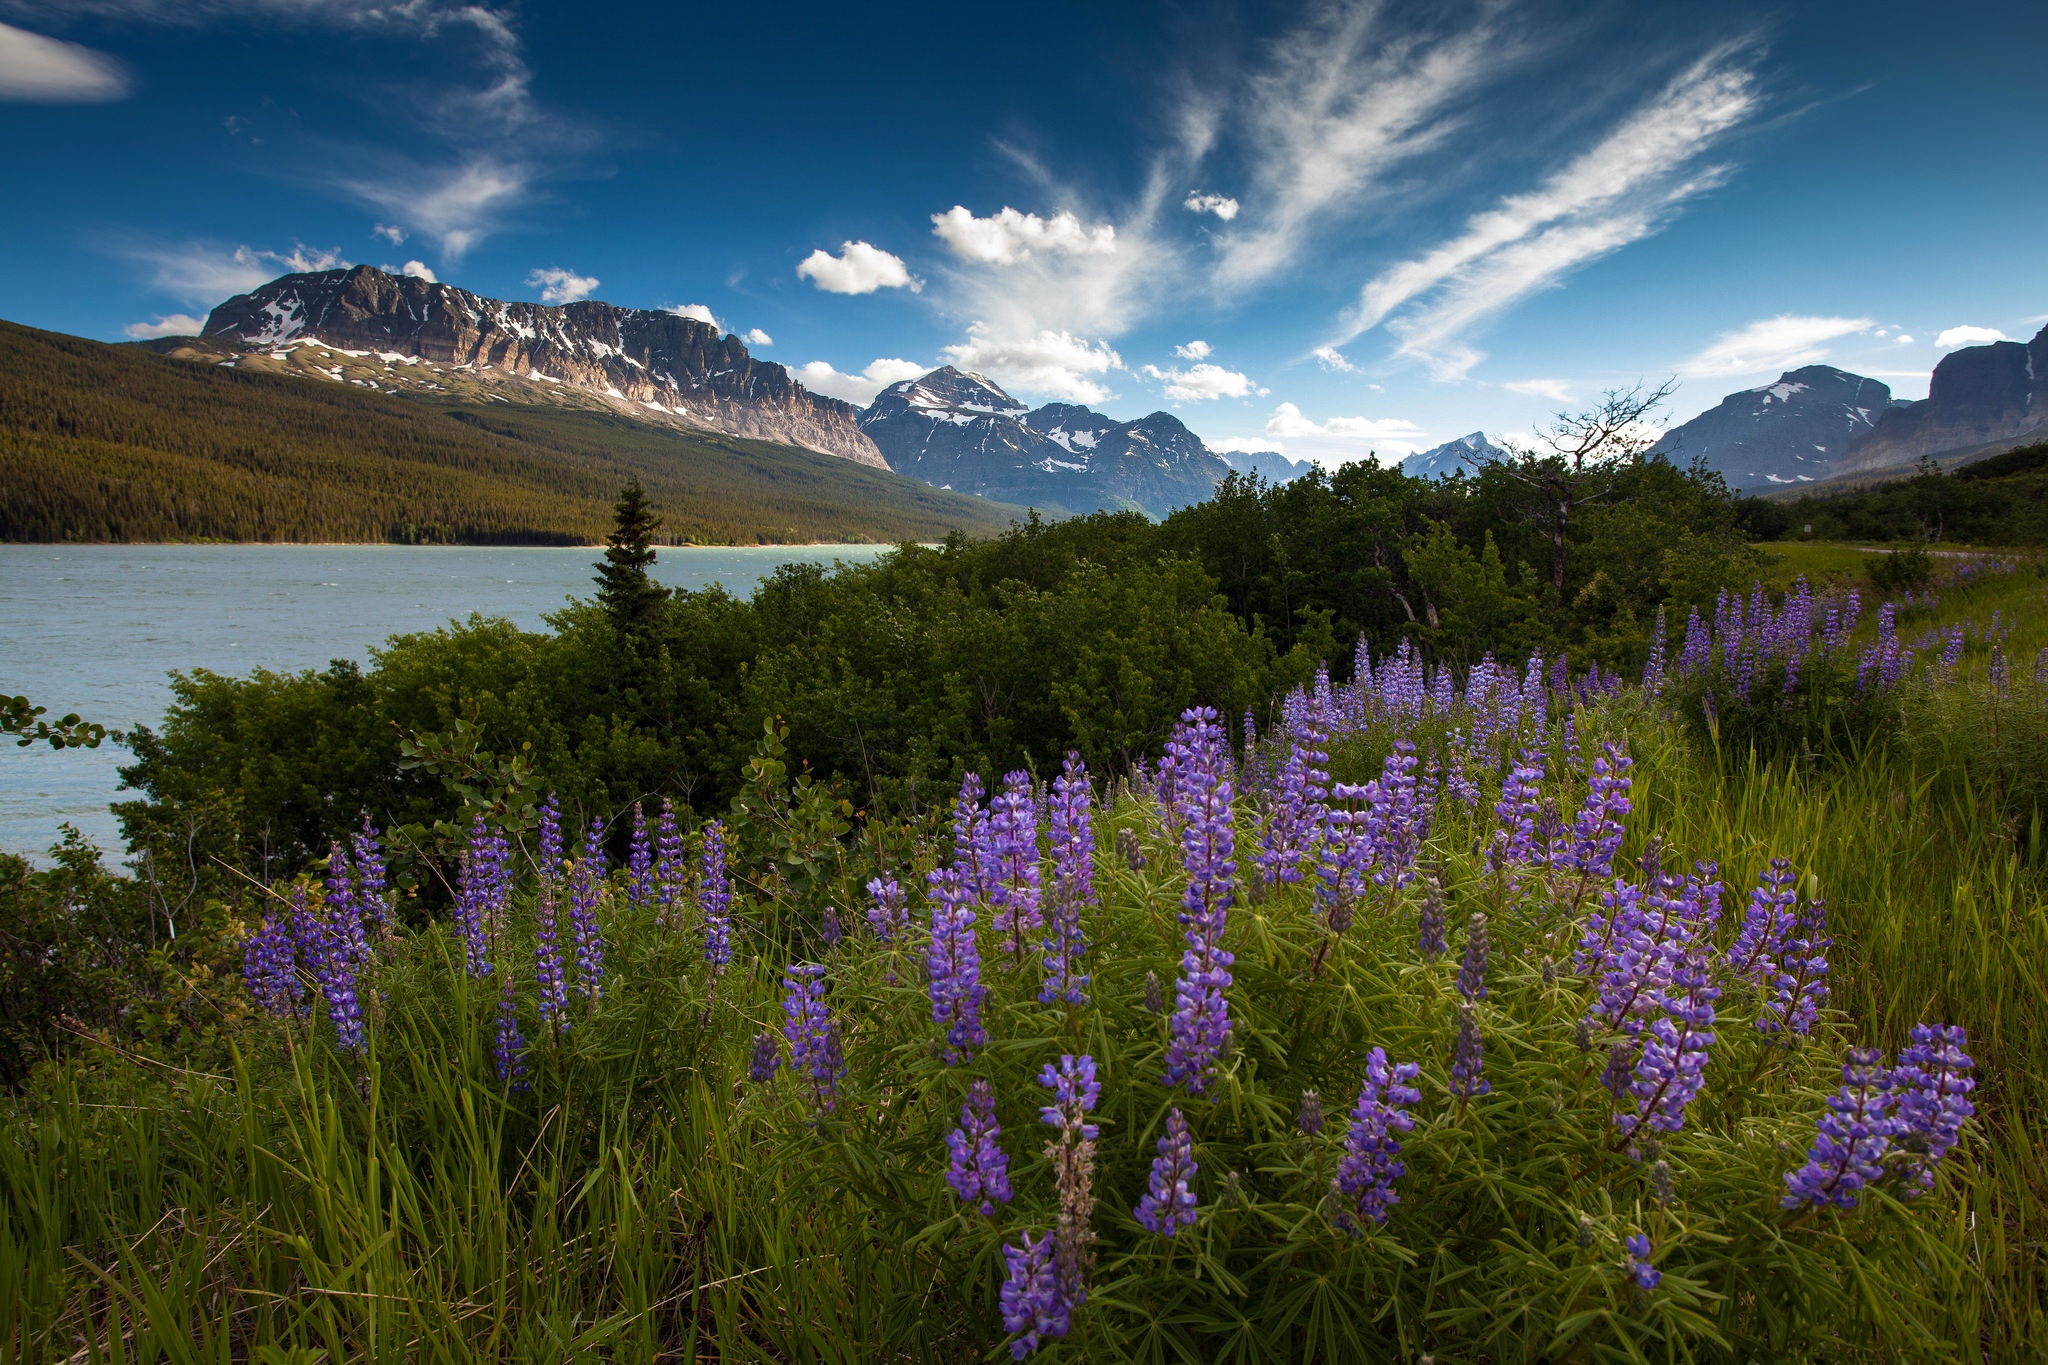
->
0, 20, 129, 101
1895, 334, 1915, 345
941, 325, 1123, 404
1312, 345, 1357, 373
1141, 361, 1264, 402
1174, 339, 1213, 360
1504, 378, 1574, 402
1182, 192, 1239, 221
665, 303, 722, 328
1258, 403, 1427, 467
1935, 325, 2008, 350
742, 327, 772, 347
126, 241, 348, 305
122, 313, 208, 339
525, 266, 597, 304
930, 206, 1117, 265
1679, 314, 1872, 378
372, 223, 407, 245
401, 259, 437, 282
1210, 436, 1285, 455
791, 357, 931, 407
796, 240, 919, 295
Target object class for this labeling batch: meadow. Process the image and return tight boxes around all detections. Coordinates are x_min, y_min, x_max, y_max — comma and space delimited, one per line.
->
4, 547, 2044, 1362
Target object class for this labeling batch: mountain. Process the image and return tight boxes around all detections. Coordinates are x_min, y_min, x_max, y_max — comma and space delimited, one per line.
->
1833, 323, 2048, 476
1651, 366, 1902, 490
200, 265, 886, 467
1402, 432, 1505, 480
856, 367, 1234, 516
1211, 446, 1315, 484
0, 319, 1020, 545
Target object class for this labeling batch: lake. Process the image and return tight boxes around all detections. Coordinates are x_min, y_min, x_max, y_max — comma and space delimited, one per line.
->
0, 543, 895, 860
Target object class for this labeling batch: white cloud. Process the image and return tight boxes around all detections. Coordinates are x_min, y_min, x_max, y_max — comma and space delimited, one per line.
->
1311, 345, 1357, 373
1213, 7, 1508, 290
1255, 402, 1427, 468
1895, 334, 1914, 345
742, 327, 772, 347
665, 303, 722, 329
1504, 378, 1574, 402
122, 313, 207, 339
372, 223, 406, 245
1174, 339, 1213, 360
526, 266, 597, 304
1141, 361, 1262, 402
791, 357, 930, 407
401, 259, 436, 283
796, 240, 919, 295
941, 324, 1123, 404
127, 241, 349, 305
0, 20, 129, 101
341, 155, 534, 261
1210, 436, 1285, 455
1182, 192, 1240, 221
1935, 325, 2007, 351
1679, 314, 1872, 378
930, 206, 1117, 265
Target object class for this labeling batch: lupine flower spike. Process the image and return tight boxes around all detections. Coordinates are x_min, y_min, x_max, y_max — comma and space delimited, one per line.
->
493, 976, 529, 1091
1331, 1048, 1420, 1231
945, 1079, 1012, 1215
781, 963, 844, 1113
1134, 1108, 1199, 1236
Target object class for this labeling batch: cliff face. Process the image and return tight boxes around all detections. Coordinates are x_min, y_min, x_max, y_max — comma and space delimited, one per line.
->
1652, 366, 1901, 490
1836, 324, 2048, 473
202, 266, 886, 468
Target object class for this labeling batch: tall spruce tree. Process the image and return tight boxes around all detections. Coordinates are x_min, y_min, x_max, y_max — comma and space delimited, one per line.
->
594, 479, 670, 630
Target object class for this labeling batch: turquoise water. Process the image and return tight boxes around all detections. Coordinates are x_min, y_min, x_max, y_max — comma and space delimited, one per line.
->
0, 544, 893, 860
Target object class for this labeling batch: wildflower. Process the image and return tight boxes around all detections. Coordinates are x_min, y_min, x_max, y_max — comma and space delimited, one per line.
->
864, 875, 908, 943
1164, 708, 1236, 1093
821, 904, 844, 947
781, 962, 844, 1112
1456, 912, 1488, 1001
952, 773, 998, 901
1600, 1040, 1635, 1098
1115, 825, 1146, 870
1258, 698, 1328, 886
493, 976, 528, 1090
999, 1230, 1069, 1359
945, 1079, 1011, 1214
1142, 970, 1163, 1016
535, 860, 569, 1033
1135, 1108, 1199, 1236
1761, 898, 1830, 1037
626, 801, 655, 911
925, 866, 986, 1062
1489, 745, 1545, 872
1041, 753, 1095, 1005
747, 1030, 781, 1084
699, 819, 732, 971
567, 818, 607, 1000
990, 771, 1044, 958
1450, 1000, 1489, 1101
654, 799, 686, 924
1616, 955, 1719, 1150
1331, 1047, 1421, 1231
1297, 1089, 1323, 1137
1038, 1054, 1100, 1316
351, 817, 390, 938
1417, 874, 1447, 959
312, 886, 365, 1052
1890, 1023, 1975, 1188
452, 815, 504, 979
1556, 743, 1633, 895
1727, 858, 1798, 983
1625, 1234, 1660, 1291
1783, 1048, 1895, 1208
243, 906, 300, 1018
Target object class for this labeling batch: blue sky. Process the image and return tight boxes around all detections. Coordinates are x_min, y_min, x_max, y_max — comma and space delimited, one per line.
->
2, 0, 2044, 468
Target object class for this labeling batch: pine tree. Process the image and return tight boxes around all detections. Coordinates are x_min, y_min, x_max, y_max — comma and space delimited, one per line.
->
594, 480, 669, 630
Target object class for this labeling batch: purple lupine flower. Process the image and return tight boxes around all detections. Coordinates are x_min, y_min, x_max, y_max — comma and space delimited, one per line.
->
243, 906, 300, 1018
1134, 1108, 1199, 1236
1625, 1234, 1660, 1291
654, 799, 686, 924
747, 1030, 781, 1084
1418, 874, 1447, 960
352, 817, 390, 939
534, 878, 569, 1035
952, 773, 998, 901
1297, 1089, 1323, 1137
1449, 1000, 1489, 1102
1445, 739, 1481, 809
925, 866, 986, 1062
452, 815, 502, 979
1368, 741, 1425, 890
945, 1079, 1012, 1215
538, 794, 565, 882
1890, 1024, 1975, 1188
1456, 913, 1489, 1002
1331, 1047, 1421, 1231
781, 962, 844, 1112
1642, 608, 1669, 693
1039, 1052, 1102, 1141
699, 819, 732, 971
1038, 1053, 1100, 1313
567, 818, 607, 1000
1727, 858, 1798, 982
1164, 708, 1237, 1093
311, 885, 365, 1052
864, 874, 908, 943
1258, 701, 1329, 886
1488, 746, 1545, 873
1556, 744, 1632, 896
1782, 1048, 1896, 1208
1761, 898, 1830, 1037
1616, 955, 1719, 1150
1040, 753, 1096, 1005
989, 771, 1046, 959
821, 904, 844, 947
999, 1230, 1070, 1359
325, 840, 373, 971
626, 802, 655, 912
493, 976, 529, 1091
1585, 869, 1694, 1038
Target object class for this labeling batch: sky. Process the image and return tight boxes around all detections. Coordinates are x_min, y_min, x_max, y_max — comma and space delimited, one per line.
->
2, 0, 2045, 469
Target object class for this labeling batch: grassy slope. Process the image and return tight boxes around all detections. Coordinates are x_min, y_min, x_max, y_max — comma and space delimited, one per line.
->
0, 320, 1024, 545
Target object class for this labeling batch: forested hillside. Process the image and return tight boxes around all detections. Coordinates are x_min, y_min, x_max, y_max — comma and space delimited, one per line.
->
0, 321, 1019, 545
1740, 442, 2048, 545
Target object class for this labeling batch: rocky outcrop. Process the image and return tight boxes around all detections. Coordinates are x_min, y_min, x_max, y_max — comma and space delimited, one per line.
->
1835, 324, 2048, 474
202, 265, 886, 467
857, 367, 1231, 516
1653, 366, 1900, 489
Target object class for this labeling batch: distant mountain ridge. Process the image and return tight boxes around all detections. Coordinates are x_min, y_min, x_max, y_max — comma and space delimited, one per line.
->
1403, 432, 1506, 480
856, 366, 1238, 517
202, 265, 886, 467
1651, 366, 1903, 490
1834, 323, 2048, 474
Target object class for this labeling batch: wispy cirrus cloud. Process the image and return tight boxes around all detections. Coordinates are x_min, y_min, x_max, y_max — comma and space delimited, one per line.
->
121, 240, 348, 305
1337, 41, 1765, 379
1679, 313, 1871, 378
0, 19, 129, 101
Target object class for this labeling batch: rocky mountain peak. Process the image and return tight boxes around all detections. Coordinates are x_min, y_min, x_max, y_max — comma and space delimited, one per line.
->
1402, 431, 1505, 480
1651, 367, 1897, 490
1835, 323, 2048, 474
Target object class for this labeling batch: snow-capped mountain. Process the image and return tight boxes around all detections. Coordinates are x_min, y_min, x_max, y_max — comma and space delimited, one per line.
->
1651, 366, 1901, 490
1402, 432, 1505, 480
200, 265, 885, 466
857, 367, 1234, 517
1211, 446, 1315, 484
1834, 323, 2048, 475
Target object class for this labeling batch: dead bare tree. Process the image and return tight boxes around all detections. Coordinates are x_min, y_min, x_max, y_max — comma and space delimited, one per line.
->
1481, 379, 1677, 600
